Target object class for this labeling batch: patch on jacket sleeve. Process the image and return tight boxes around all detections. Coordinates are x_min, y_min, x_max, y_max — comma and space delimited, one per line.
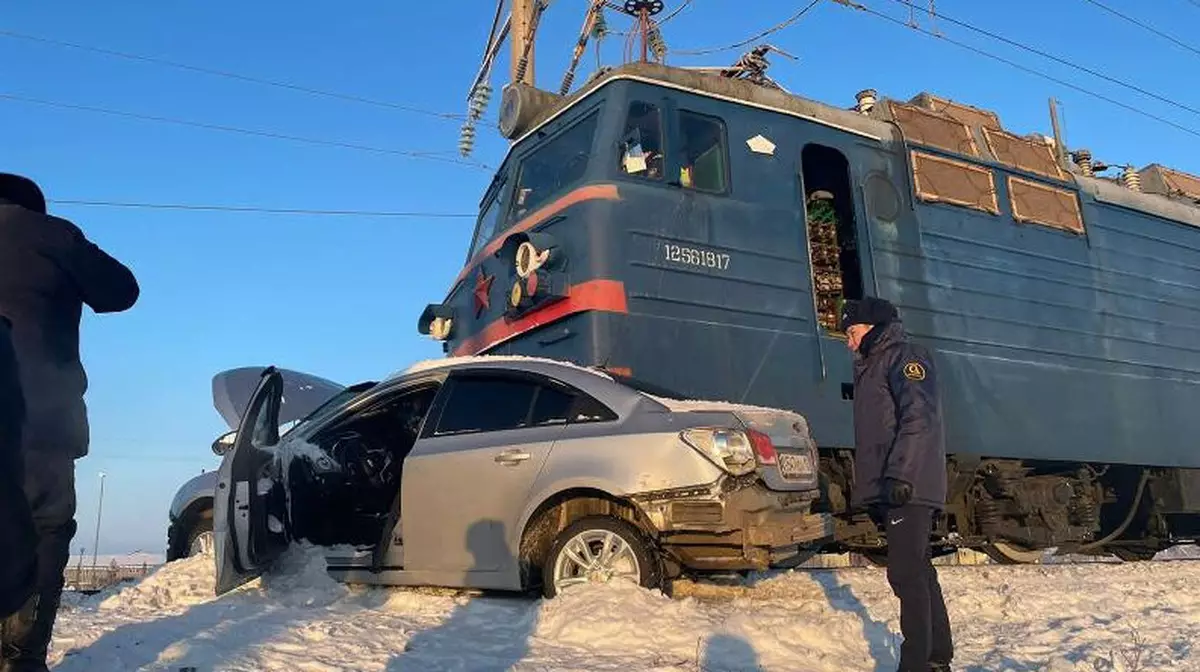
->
902, 361, 927, 381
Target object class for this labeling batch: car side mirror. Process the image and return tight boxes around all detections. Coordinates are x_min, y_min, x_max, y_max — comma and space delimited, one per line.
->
212, 430, 236, 456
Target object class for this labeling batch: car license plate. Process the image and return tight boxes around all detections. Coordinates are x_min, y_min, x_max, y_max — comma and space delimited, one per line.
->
778, 452, 812, 480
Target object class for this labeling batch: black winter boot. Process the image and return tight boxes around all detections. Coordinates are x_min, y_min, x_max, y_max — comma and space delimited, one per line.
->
0, 590, 54, 672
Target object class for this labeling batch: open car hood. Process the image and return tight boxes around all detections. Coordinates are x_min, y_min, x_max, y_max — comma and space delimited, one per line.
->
212, 367, 345, 430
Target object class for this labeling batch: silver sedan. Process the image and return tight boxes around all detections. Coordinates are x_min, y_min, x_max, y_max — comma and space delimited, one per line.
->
213, 356, 832, 597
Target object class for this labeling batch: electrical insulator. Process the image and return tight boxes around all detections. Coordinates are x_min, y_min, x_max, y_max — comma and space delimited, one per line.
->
592, 9, 608, 39
458, 122, 476, 157
466, 81, 493, 124
647, 25, 666, 62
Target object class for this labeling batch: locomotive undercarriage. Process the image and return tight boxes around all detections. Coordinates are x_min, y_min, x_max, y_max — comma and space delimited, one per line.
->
819, 450, 1200, 564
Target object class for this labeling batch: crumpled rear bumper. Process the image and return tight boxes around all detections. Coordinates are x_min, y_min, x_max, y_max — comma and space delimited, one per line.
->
630, 479, 834, 571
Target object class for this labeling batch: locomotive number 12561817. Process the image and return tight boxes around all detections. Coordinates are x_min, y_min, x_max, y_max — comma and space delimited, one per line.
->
662, 243, 730, 271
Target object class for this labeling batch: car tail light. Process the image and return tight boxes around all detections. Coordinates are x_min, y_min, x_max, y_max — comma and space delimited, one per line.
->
680, 428, 757, 476
747, 428, 778, 465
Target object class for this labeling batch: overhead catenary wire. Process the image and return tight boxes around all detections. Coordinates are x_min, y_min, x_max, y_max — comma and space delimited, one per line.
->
0, 92, 492, 170
670, 0, 821, 56
657, 0, 694, 24
877, 0, 1200, 119
836, 0, 1200, 140
46, 199, 478, 218
0, 28, 470, 121
1076, 0, 1200, 59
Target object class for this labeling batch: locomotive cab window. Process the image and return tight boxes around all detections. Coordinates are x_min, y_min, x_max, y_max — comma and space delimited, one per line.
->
510, 110, 600, 220
619, 101, 665, 180
470, 174, 508, 258
678, 110, 728, 193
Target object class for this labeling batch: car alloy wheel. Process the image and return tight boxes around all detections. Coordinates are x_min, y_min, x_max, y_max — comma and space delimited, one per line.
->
189, 530, 214, 557
187, 519, 215, 558
543, 516, 660, 598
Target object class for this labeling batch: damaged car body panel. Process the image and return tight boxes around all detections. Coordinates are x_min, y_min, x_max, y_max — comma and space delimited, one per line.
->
212, 356, 833, 597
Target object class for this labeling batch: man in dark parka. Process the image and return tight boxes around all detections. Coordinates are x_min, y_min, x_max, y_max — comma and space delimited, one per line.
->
841, 296, 953, 672
0, 173, 139, 671
0, 316, 36, 622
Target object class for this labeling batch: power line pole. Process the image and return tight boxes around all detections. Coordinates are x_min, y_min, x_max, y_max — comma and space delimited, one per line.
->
511, 0, 536, 86
1049, 97, 1068, 168
91, 472, 106, 568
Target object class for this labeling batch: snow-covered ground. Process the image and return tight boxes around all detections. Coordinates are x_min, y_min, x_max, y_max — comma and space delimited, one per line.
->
50, 545, 1200, 671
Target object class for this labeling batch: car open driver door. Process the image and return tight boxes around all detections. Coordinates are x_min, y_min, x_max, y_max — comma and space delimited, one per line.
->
214, 366, 292, 595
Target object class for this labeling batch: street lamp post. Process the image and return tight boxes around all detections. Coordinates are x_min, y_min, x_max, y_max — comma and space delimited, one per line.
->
91, 472, 106, 569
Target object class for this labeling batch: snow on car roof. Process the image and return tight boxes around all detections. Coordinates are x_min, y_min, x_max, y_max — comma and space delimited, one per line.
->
386, 356, 804, 419
387, 355, 617, 382
643, 394, 800, 416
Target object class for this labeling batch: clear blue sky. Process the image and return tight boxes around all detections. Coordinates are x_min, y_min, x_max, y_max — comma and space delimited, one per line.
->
2, 1, 1196, 556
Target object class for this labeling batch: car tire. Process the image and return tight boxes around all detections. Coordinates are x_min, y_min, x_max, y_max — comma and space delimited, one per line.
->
186, 517, 215, 557
541, 516, 661, 599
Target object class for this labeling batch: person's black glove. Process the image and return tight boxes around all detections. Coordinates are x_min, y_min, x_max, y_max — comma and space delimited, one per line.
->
884, 478, 913, 506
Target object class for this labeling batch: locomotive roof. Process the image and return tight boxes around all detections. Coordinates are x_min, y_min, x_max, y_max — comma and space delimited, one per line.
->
514, 61, 1200, 230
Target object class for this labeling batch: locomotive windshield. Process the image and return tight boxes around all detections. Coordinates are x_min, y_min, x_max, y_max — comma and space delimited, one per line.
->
468, 109, 602, 259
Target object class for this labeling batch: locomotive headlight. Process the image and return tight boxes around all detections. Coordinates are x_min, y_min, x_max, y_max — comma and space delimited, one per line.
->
509, 279, 523, 308
515, 241, 550, 279
428, 317, 453, 341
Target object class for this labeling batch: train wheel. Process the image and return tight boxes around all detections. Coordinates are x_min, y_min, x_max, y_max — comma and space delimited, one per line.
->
982, 541, 1044, 565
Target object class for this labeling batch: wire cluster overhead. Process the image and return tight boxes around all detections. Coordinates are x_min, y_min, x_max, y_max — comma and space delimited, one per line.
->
47, 199, 477, 218
1, 27, 494, 170
876, 0, 1200, 119
1076, 0, 1200, 59
833, 0, 1200, 140
0, 29, 470, 121
0, 92, 492, 169
670, 1, 822, 57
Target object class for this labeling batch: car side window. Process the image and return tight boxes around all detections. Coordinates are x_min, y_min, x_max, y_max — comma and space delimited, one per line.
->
434, 376, 539, 435
431, 374, 618, 436
528, 383, 617, 426
529, 384, 574, 426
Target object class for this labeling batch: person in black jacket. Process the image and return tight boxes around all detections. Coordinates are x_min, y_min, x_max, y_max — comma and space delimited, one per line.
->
841, 296, 952, 672
0, 173, 139, 672
0, 316, 36, 623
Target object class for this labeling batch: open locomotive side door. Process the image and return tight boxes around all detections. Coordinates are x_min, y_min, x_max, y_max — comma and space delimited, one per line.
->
214, 366, 291, 595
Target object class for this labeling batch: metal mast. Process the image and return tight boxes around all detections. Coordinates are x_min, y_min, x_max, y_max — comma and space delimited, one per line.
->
511, 0, 537, 86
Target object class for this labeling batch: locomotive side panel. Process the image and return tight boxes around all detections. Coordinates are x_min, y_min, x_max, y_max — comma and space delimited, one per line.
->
873, 146, 1200, 468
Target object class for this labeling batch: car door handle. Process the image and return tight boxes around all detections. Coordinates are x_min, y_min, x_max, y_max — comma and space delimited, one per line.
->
495, 449, 531, 465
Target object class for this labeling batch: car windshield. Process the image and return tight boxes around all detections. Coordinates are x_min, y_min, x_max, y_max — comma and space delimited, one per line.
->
608, 374, 688, 401
282, 381, 377, 437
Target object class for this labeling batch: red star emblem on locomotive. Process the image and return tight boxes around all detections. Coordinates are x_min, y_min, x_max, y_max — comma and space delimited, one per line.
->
473, 269, 494, 317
